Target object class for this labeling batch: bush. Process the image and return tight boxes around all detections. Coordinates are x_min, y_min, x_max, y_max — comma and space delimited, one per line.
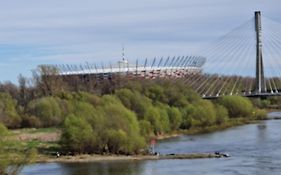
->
138, 120, 154, 139
190, 100, 216, 128
116, 89, 151, 120
167, 107, 182, 130
0, 123, 8, 137
104, 129, 127, 154
61, 114, 96, 153
144, 106, 163, 134
27, 97, 63, 127
214, 104, 229, 124
0, 93, 21, 128
218, 96, 254, 118
21, 115, 42, 128
100, 95, 146, 154
180, 105, 194, 129
252, 109, 267, 120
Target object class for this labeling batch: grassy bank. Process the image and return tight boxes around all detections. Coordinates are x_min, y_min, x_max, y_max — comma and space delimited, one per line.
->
6, 116, 263, 164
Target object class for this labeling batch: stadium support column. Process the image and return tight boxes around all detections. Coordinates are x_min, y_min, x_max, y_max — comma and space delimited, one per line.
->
255, 11, 266, 94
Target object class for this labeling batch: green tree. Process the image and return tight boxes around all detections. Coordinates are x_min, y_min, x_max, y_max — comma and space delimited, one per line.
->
0, 123, 37, 175
218, 96, 254, 118
214, 104, 229, 124
167, 107, 182, 131
190, 100, 216, 128
101, 95, 146, 153
61, 114, 96, 153
27, 97, 63, 127
180, 105, 195, 129
0, 92, 21, 128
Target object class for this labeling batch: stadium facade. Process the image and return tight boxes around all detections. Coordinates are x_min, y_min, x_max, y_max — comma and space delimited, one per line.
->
49, 55, 206, 79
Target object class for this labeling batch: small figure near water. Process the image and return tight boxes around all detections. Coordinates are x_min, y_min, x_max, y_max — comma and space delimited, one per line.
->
214, 151, 230, 158
56, 152, 60, 158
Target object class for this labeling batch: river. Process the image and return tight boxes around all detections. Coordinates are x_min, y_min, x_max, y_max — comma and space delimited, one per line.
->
20, 112, 281, 175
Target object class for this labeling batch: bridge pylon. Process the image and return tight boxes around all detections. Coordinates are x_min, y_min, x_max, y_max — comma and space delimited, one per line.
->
255, 11, 266, 94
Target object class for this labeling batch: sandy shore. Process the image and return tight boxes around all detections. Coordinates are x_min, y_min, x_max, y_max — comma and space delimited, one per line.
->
36, 153, 222, 163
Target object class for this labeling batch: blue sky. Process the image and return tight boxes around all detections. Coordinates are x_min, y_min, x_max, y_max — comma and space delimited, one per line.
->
0, 0, 280, 83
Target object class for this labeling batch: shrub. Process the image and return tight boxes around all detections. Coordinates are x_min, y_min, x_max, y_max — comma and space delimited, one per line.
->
0, 93, 21, 128
167, 107, 182, 130
180, 105, 194, 129
252, 109, 267, 120
218, 96, 254, 118
61, 114, 96, 153
27, 97, 63, 127
190, 100, 216, 128
214, 104, 229, 124
138, 120, 154, 139
100, 95, 146, 154
21, 115, 42, 128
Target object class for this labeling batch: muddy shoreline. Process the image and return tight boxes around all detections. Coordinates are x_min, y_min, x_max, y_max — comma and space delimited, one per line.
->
36, 153, 225, 163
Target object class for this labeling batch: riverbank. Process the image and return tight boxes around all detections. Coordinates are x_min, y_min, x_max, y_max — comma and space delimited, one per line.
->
9, 117, 263, 164
21, 117, 281, 175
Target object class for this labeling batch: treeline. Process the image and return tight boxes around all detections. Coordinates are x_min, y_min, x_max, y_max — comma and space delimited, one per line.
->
0, 66, 268, 154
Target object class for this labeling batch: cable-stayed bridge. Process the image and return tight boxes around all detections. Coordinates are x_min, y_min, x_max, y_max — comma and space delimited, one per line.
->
185, 11, 281, 99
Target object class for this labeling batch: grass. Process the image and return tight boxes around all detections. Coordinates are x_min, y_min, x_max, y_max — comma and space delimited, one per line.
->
4, 116, 263, 163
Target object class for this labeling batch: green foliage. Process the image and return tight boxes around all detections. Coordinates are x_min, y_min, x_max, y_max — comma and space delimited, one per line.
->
0, 78, 268, 156
138, 120, 154, 139
0, 123, 37, 175
251, 98, 271, 108
218, 96, 254, 118
115, 88, 151, 119
144, 106, 163, 134
180, 105, 194, 129
0, 92, 21, 128
100, 95, 146, 154
21, 115, 42, 128
167, 107, 182, 131
60, 94, 146, 154
104, 129, 127, 154
190, 100, 217, 128
252, 109, 267, 120
61, 114, 96, 153
0, 123, 8, 136
27, 97, 64, 127
214, 104, 229, 124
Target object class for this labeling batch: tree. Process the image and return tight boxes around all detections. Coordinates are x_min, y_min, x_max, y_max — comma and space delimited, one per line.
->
61, 114, 96, 153
27, 97, 63, 127
214, 104, 229, 124
100, 95, 145, 153
0, 123, 37, 175
190, 100, 216, 128
218, 96, 254, 118
144, 106, 163, 134
180, 105, 194, 129
167, 107, 182, 131
0, 92, 21, 128
33, 65, 64, 96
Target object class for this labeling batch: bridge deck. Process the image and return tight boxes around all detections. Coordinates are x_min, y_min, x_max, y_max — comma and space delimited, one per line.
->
203, 92, 281, 99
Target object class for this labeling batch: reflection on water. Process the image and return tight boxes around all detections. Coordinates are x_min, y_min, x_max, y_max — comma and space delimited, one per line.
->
21, 112, 281, 175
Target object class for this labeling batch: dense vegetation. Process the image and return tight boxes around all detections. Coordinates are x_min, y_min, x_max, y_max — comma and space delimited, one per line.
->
0, 66, 268, 157
0, 123, 36, 175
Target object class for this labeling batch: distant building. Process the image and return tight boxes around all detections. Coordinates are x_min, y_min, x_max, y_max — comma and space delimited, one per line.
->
48, 55, 206, 80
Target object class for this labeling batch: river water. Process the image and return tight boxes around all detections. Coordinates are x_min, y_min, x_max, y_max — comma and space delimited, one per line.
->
20, 112, 281, 175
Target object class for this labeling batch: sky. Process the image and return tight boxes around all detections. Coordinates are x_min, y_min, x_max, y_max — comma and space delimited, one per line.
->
0, 0, 280, 83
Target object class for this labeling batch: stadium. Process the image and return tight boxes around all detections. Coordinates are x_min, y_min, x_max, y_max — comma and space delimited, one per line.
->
49, 55, 206, 80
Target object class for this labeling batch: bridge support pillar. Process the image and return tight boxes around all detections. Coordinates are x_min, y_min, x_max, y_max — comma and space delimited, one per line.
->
255, 11, 266, 94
